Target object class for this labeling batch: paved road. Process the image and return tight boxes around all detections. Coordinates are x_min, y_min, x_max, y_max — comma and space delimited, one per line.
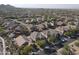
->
0, 36, 6, 55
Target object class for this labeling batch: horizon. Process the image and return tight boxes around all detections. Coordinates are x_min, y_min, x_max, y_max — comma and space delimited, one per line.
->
1, 4, 79, 9
11, 4, 79, 9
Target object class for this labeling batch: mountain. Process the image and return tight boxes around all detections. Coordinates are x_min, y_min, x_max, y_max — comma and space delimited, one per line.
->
0, 4, 17, 12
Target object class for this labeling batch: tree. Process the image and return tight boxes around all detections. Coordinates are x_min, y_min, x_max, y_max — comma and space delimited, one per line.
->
61, 48, 70, 55
48, 35, 57, 43
32, 18, 37, 25
64, 29, 78, 36
75, 41, 79, 47
64, 31, 73, 36
64, 44, 70, 50
50, 17, 56, 21
0, 26, 5, 32
61, 45, 70, 55
44, 14, 48, 21
19, 45, 32, 55
36, 40, 46, 48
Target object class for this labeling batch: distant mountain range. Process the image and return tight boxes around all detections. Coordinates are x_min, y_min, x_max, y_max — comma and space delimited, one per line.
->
0, 4, 17, 12
0, 4, 79, 17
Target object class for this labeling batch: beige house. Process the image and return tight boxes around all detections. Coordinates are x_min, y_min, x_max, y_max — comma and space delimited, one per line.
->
56, 21, 64, 26
14, 35, 27, 47
55, 26, 64, 35
30, 31, 38, 41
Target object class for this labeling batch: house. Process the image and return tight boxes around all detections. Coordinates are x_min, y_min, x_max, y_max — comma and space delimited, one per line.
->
15, 26, 22, 32
14, 35, 28, 47
30, 31, 47, 41
48, 29, 58, 37
55, 26, 64, 35
26, 20, 30, 24
36, 17, 42, 23
26, 36, 33, 45
41, 16, 45, 21
63, 26, 70, 31
56, 21, 64, 26
31, 25, 38, 31
20, 24, 32, 34
26, 24, 32, 31
48, 22, 55, 28
30, 31, 38, 41
8, 33, 15, 38
36, 24, 44, 32
42, 22, 48, 29
36, 32, 47, 40
42, 30, 48, 39
66, 22, 77, 29
2, 21, 10, 28
4, 21, 18, 30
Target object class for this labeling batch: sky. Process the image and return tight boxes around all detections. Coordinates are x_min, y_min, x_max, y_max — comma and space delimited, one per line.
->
12, 4, 79, 9
0, 0, 79, 9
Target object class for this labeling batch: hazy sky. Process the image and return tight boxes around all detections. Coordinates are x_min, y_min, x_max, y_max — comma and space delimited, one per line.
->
0, 0, 79, 9
12, 4, 79, 9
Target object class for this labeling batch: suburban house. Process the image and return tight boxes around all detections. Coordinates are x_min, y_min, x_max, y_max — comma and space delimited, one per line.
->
36, 24, 44, 32
47, 29, 58, 37
42, 30, 48, 39
56, 21, 64, 26
42, 22, 48, 29
36, 32, 47, 40
55, 26, 64, 35
30, 31, 38, 41
48, 21, 55, 28
14, 35, 28, 47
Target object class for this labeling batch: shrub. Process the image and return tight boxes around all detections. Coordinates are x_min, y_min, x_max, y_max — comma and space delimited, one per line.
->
61, 45, 70, 55
0, 26, 5, 33
36, 40, 46, 48
19, 45, 32, 55
61, 48, 70, 55
64, 29, 78, 36
48, 35, 57, 43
